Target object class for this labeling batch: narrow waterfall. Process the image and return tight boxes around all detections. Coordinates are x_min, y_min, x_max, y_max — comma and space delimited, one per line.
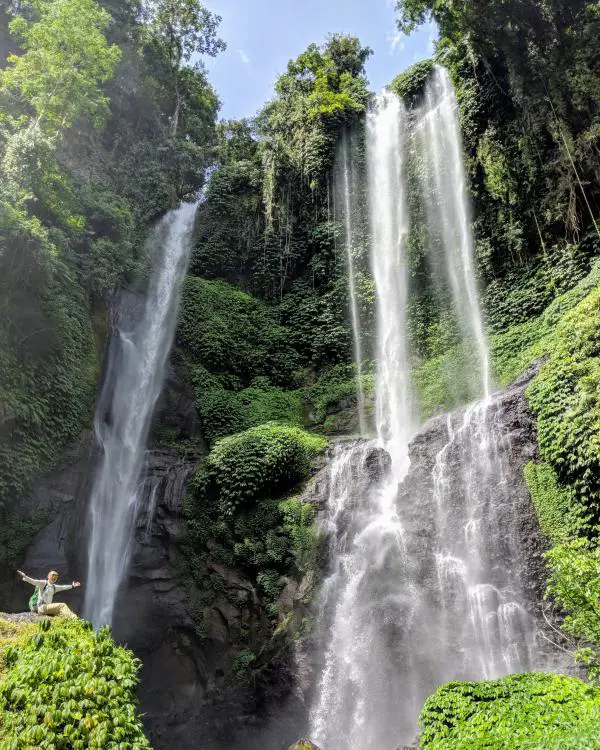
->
309, 91, 416, 750
336, 134, 367, 434
367, 91, 415, 468
417, 66, 491, 396
84, 202, 197, 626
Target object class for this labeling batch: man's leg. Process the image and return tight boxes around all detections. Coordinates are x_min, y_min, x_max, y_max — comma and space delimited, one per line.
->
41, 603, 78, 619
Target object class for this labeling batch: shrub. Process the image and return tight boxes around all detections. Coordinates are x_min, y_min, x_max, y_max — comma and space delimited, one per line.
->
391, 59, 435, 107
201, 423, 327, 515
419, 672, 600, 749
184, 425, 327, 622
0, 617, 151, 748
191, 368, 303, 445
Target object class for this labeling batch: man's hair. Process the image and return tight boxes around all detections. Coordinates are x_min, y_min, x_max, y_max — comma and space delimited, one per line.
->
48, 570, 59, 578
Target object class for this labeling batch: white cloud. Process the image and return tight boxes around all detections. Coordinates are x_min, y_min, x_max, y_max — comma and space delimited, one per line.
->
239, 49, 250, 67
388, 30, 405, 54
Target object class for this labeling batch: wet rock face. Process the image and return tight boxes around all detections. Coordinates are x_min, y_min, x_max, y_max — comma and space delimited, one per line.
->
398, 362, 547, 609
8, 362, 562, 749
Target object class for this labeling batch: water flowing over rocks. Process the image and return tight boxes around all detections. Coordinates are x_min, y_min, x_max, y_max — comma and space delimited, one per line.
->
306, 363, 566, 750
5, 364, 565, 750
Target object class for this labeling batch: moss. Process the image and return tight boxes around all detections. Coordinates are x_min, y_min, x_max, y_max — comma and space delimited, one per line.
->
419, 672, 600, 749
523, 461, 588, 545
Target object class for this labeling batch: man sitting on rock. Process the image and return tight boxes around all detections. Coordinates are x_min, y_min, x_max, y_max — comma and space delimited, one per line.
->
17, 569, 81, 619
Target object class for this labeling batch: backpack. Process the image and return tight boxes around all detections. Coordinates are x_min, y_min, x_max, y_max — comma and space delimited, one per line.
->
29, 582, 48, 613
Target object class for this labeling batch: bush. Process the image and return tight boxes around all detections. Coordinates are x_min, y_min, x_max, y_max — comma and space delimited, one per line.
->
419, 672, 600, 749
184, 424, 327, 622
200, 423, 327, 515
191, 368, 303, 445
0, 617, 151, 748
391, 59, 435, 107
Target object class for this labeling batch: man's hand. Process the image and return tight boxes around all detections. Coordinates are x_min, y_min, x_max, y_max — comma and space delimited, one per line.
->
16, 570, 25, 578
72, 581, 81, 588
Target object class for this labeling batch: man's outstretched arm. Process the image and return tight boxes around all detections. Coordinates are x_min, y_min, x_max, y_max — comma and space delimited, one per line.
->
54, 581, 81, 592
16, 570, 45, 587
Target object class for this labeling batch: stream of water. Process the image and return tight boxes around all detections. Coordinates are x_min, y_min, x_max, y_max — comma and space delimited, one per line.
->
308, 74, 543, 749
84, 202, 196, 626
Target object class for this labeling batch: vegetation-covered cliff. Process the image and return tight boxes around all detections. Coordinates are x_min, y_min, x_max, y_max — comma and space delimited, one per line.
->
1, 0, 600, 748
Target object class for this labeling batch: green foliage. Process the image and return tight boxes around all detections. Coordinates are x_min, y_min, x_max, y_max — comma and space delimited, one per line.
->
546, 540, 600, 682
184, 424, 326, 633
524, 462, 588, 545
526, 285, 600, 522
0, 617, 151, 748
232, 648, 257, 679
199, 423, 326, 515
177, 277, 299, 385
303, 363, 375, 425
419, 672, 600, 749
1, 0, 121, 134
391, 59, 434, 107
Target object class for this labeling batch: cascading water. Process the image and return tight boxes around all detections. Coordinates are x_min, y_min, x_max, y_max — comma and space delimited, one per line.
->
308, 75, 550, 749
337, 134, 367, 435
309, 91, 417, 750
417, 65, 491, 396
430, 400, 538, 680
367, 92, 416, 468
84, 202, 197, 626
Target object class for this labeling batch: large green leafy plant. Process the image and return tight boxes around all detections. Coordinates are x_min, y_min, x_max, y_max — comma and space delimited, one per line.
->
0, 617, 151, 748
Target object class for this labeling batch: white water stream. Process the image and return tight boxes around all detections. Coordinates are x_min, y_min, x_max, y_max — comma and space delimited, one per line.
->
308, 75, 543, 749
337, 135, 367, 434
84, 202, 197, 626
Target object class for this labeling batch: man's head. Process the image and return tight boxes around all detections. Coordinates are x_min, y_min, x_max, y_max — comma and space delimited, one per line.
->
47, 570, 59, 584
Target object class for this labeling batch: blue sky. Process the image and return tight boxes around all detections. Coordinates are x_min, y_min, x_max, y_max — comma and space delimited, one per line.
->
203, 0, 437, 120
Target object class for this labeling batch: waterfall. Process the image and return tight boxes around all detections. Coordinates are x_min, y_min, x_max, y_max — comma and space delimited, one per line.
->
309, 91, 416, 750
337, 134, 367, 434
84, 202, 196, 626
417, 66, 491, 396
307, 74, 550, 749
367, 91, 416, 469
428, 398, 538, 681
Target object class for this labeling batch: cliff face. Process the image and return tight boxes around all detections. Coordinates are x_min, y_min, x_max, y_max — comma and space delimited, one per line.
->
7, 363, 563, 750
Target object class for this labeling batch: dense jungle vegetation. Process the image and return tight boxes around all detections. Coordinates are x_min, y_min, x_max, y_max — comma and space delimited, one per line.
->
1, 0, 600, 747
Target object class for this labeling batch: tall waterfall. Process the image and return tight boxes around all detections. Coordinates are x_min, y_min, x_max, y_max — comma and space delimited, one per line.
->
309, 91, 416, 750
308, 75, 547, 749
367, 92, 415, 469
337, 134, 367, 434
417, 66, 491, 396
84, 202, 196, 626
